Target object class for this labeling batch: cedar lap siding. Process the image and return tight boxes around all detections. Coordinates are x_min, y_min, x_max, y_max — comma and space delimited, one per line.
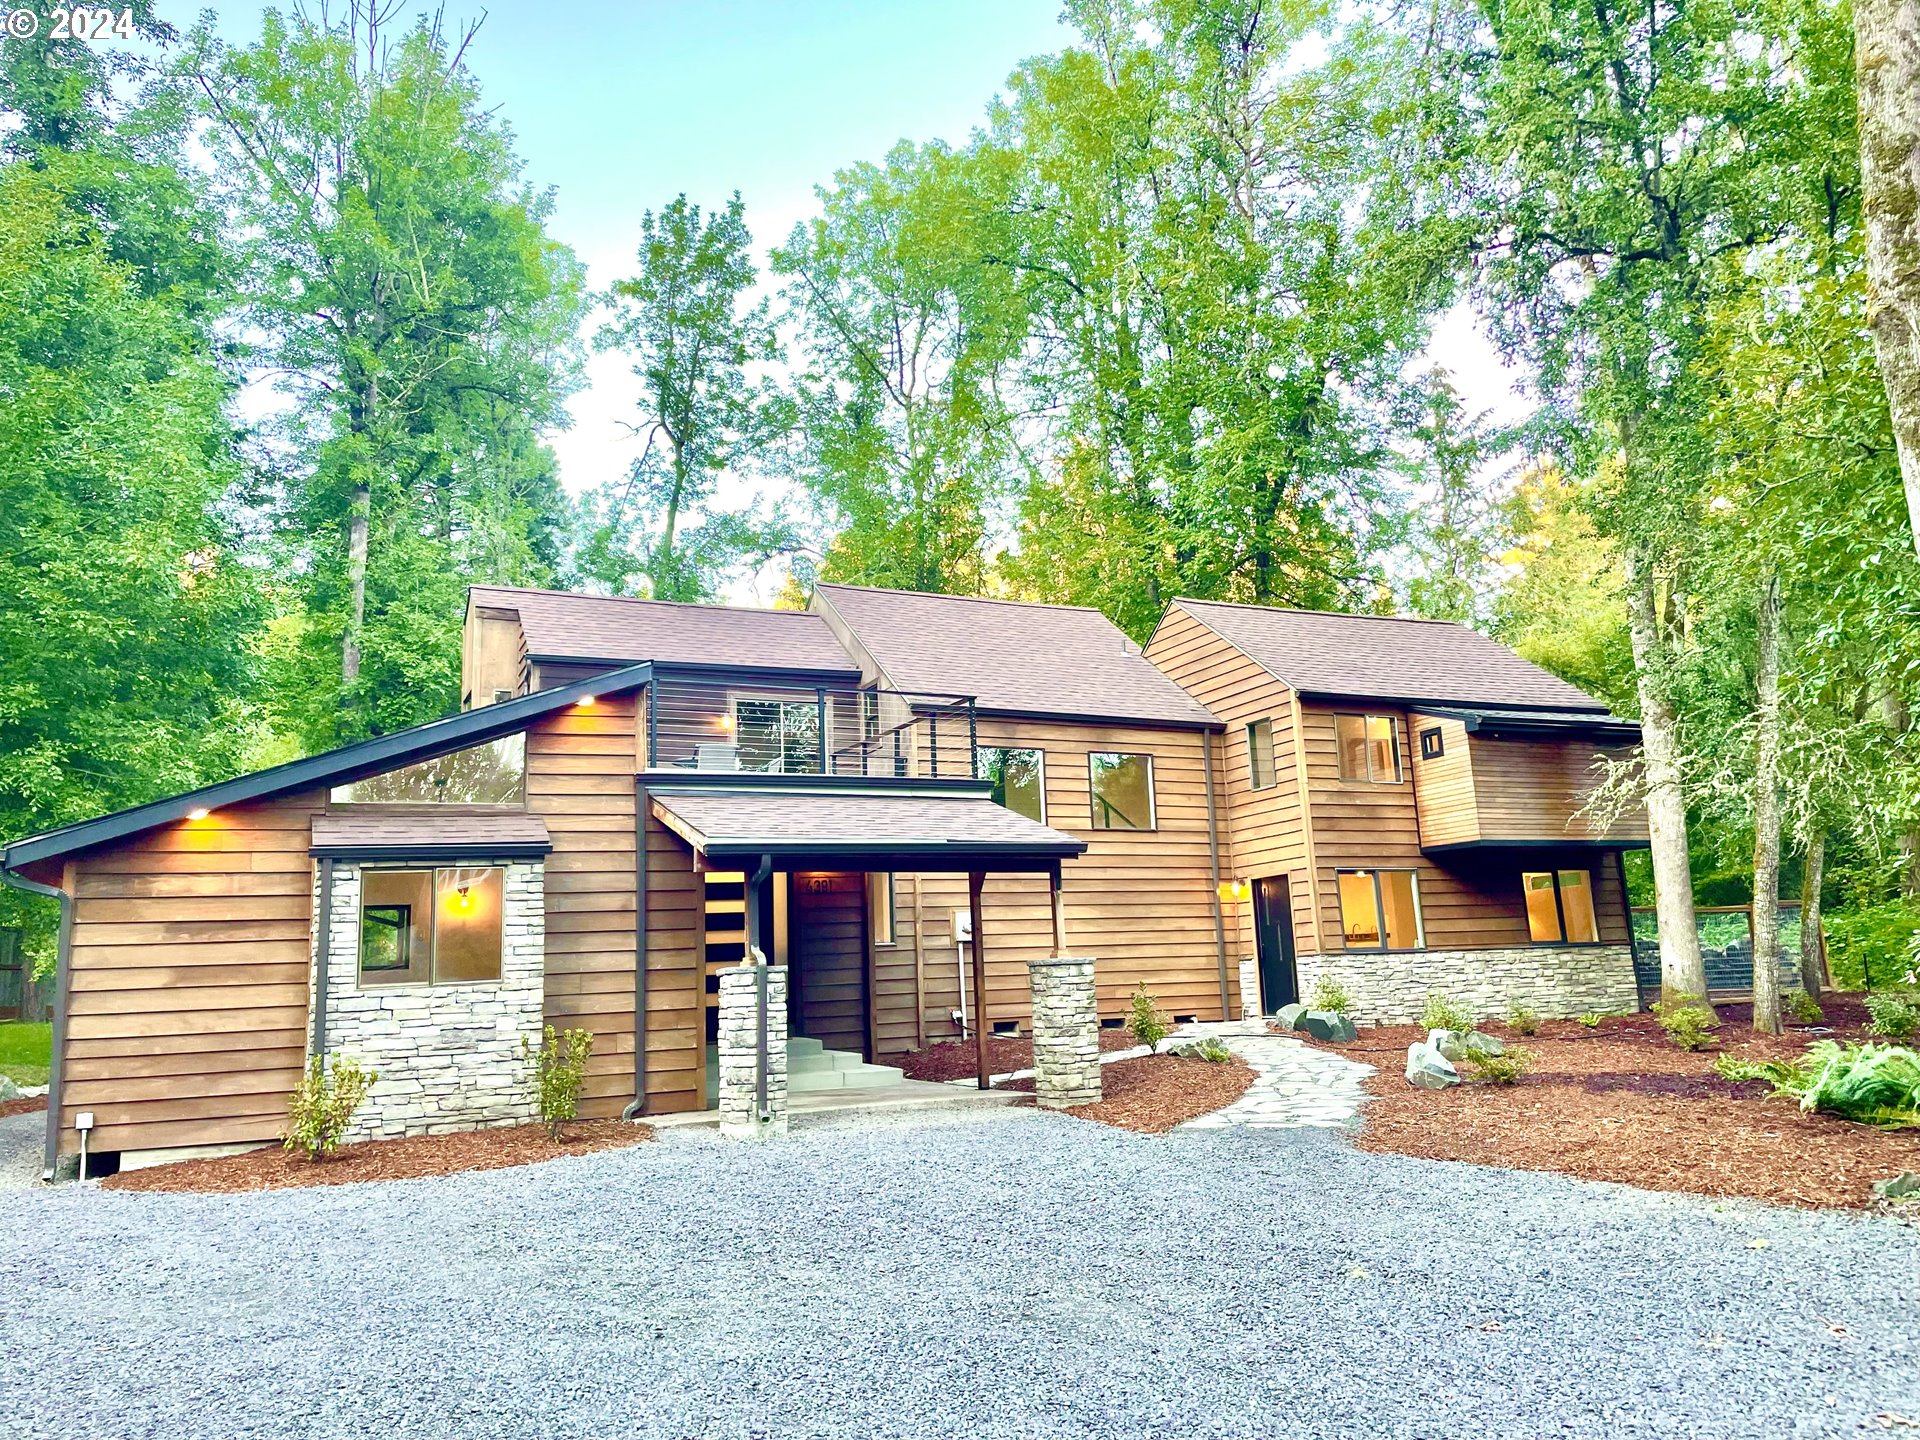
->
1145, 599, 1648, 983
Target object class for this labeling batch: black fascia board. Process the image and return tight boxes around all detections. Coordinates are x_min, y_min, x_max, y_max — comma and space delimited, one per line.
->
1421, 838, 1651, 854
537, 655, 866, 686
307, 842, 555, 862
1413, 705, 1641, 742
3, 663, 651, 870
696, 839, 1086, 869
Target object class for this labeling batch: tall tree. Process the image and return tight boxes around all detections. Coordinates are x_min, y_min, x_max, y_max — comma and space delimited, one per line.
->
1402, 370, 1505, 623
588, 193, 788, 600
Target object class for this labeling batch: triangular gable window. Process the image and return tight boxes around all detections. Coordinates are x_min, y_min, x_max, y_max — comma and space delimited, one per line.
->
330, 734, 526, 805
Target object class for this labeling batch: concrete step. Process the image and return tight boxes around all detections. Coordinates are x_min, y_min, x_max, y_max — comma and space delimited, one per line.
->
788, 1048, 864, 1074
787, 1036, 826, 1057
789, 1061, 906, 1093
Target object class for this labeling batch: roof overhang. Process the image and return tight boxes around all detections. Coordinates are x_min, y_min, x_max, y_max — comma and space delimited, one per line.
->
1408, 705, 1641, 744
2, 664, 649, 872
309, 811, 554, 863
647, 782, 1088, 873
1422, 838, 1651, 854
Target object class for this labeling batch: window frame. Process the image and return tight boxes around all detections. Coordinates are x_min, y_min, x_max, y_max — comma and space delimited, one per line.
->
1521, 867, 1603, 946
1247, 718, 1277, 791
330, 733, 528, 806
977, 745, 1046, 824
1334, 713, 1403, 784
357, 864, 506, 989
1087, 751, 1157, 832
1334, 867, 1425, 952
1419, 727, 1444, 760
731, 693, 830, 775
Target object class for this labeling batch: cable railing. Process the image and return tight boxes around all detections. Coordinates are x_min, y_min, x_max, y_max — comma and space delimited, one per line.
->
646, 673, 978, 781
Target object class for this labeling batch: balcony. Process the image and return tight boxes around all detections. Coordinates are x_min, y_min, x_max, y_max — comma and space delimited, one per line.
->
646, 670, 977, 782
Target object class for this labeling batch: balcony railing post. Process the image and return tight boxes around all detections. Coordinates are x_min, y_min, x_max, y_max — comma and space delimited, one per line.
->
816, 687, 827, 775
930, 713, 940, 780
966, 702, 977, 782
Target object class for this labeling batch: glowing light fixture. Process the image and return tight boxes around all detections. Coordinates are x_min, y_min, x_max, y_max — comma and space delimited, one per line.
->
186, 808, 212, 821
576, 695, 598, 708
455, 884, 473, 910
1217, 879, 1251, 905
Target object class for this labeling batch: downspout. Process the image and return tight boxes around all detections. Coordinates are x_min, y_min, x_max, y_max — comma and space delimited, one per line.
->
746, 854, 774, 1123
0, 866, 73, 1181
311, 858, 335, 1060
1203, 728, 1230, 1020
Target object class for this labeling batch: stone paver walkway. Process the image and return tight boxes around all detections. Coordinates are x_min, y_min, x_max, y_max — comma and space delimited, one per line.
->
1169, 1018, 1375, 1130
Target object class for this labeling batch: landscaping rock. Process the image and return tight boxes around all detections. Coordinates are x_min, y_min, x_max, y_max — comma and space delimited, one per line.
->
1406, 1042, 1460, 1089
0, 1077, 21, 1102
1428, 1028, 1466, 1063
1274, 1002, 1310, 1032
1464, 1030, 1506, 1059
1874, 1171, 1920, 1202
1301, 1011, 1357, 1043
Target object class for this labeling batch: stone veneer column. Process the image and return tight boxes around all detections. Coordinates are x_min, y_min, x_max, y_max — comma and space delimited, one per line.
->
1027, 955, 1102, 1110
1238, 956, 1262, 1020
717, 963, 788, 1140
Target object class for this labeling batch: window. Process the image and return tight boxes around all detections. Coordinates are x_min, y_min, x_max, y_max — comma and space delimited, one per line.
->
1523, 869, 1600, 944
870, 872, 896, 946
1247, 719, 1276, 790
1088, 752, 1155, 831
331, 735, 525, 805
359, 867, 504, 986
978, 746, 1045, 823
735, 697, 822, 773
1336, 869, 1424, 950
1335, 715, 1401, 783
1419, 727, 1444, 760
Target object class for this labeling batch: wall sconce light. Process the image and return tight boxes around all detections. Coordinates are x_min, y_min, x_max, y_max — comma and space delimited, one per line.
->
1217, 879, 1250, 905
186, 808, 212, 821
576, 695, 597, 709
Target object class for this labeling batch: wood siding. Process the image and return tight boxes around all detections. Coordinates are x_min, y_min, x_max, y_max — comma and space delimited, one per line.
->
790, 873, 867, 1054
461, 603, 526, 708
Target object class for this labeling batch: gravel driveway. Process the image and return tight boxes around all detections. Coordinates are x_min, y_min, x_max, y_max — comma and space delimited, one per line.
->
1, 1107, 1914, 1440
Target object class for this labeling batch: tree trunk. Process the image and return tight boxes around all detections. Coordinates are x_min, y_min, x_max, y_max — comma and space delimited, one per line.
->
1800, 827, 1827, 999
1624, 546, 1709, 1003
1856, 0, 1920, 556
342, 479, 370, 686
1750, 569, 1784, 1035
1876, 688, 1920, 893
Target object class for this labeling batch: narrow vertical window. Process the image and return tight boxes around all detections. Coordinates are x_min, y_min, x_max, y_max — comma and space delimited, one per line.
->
870, 872, 896, 946
1247, 718, 1276, 790
1336, 715, 1368, 780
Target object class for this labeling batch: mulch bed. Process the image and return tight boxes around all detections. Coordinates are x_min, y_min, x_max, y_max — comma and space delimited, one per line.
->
1302, 995, 1920, 1210
897, 1027, 1140, 1084
103, 1119, 653, 1195
0, 1096, 46, 1120
1047, 1053, 1256, 1135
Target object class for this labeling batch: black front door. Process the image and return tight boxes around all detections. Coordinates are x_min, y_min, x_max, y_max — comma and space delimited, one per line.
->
1253, 875, 1298, 1014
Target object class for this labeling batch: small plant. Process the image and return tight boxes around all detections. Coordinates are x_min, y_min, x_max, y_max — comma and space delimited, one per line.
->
1866, 991, 1920, 1041
1577, 1010, 1605, 1029
1718, 1041, 1920, 1129
1421, 991, 1475, 1035
1653, 994, 1720, 1052
1124, 983, 1173, 1054
1464, 1044, 1533, 1085
1308, 974, 1353, 1016
1174, 1036, 1234, 1063
284, 1053, 376, 1161
1783, 990, 1824, 1025
1507, 1000, 1541, 1036
523, 1024, 595, 1141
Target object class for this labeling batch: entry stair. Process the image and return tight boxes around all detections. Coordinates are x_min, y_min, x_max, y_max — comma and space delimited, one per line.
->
705, 1036, 906, 1098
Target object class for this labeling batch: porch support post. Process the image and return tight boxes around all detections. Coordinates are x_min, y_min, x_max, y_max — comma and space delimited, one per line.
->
969, 870, 990, 1089
1028, 955, 1101, 1109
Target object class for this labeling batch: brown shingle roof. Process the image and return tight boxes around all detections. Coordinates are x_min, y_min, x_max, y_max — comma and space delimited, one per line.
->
1171, 599, 1610, 712
649, 787, 1086, 863
814, 584, 1217, 727
310, 810, 553, 858
470, 585, 859, 673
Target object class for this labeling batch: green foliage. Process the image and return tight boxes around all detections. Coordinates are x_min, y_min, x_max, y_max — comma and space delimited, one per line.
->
1420, 992, 1475, 1035
283, 1054, 377, 1160
1725, 1041, 1920, 1128
1123, 984, 1172, 1055
1826, 901, 1920, 991
1784, 990, 1825, 1025
0, 1022, 52, 1087
1464, 1045, 1534, 1085
1309, 975, 1354, 1017
522, 1024, 595, 1141
1577, 1011, 1606, 1029
1506, 1001, 1542, 1037
1653, 996, 1721, 1052
1866, 991, 1920, 1041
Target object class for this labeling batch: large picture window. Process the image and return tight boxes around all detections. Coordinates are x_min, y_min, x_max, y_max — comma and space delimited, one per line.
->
1089, 752, 1155, 831
1247, 719, 1276, 791
331, 735, 525, 805
735, 696, 823, 774
1335, 715, 1401, 783
1336, 868, 1423, 950
1523, 869, 1600, 945
359, 867, 504, 986
978, 746, 1045, 822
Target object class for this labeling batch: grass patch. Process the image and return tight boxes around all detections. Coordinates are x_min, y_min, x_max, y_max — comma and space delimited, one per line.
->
0, 1022, 51, 1086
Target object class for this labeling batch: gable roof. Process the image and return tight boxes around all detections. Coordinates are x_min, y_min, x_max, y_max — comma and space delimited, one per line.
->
1168, 599, 1610, 713
813, 584, 1218, 728
1, 664, 650, 874
469, 584, 858, 675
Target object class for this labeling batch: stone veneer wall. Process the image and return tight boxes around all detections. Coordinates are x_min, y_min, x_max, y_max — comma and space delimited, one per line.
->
1294, 944, 1640, 1026
312, 861, 546, 1141
1028, 956, 1102, 1109
1238, 956, 1261, 1020
717, 964, 788, 1140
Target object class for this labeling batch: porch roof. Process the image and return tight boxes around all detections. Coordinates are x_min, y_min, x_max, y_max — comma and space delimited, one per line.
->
309, 809, 553, 862
647, 784, 1088, 871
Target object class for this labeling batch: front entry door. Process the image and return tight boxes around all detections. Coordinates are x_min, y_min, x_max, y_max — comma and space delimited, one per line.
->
788, 873, 869, 1057
1253, 875, 1298, 1014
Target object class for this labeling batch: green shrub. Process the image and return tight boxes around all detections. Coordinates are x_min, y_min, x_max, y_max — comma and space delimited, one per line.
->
1866, 991, 1920, 1041
1421, 991, 1475, 1035
1714, 1052, 1809, 1088
284, 1053, 376, 1161
523, 1024, 595, 1140
1714, 1041, 1920, 1128
1464, 1044, 1534, 1084
1784, 990, 1824, 1025
1507, 1001, 1541, 1036
1308, 974, 1353, 1016
1653, 995, 1720, 1051
1125, 984, 1173, 1054
1174, 1036, 1234, 1063
1824, 899, 1920, 990
1577, 1010, 1605, 1029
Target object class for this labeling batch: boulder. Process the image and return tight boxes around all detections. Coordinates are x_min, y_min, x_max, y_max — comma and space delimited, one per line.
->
0, 1076, 20, 1102
1875, 1171, 1920, 1202
1301, 1010, 1357, 1043
1428, 1028, 1466, 1062
1463, 1030, 1505, 1059
1406, 1042, 1460, 1090
1274, 1002, 1310, 1032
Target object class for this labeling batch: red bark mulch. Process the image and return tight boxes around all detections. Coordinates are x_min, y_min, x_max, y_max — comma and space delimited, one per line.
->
1304, 996, 1920, 1210
102, 1119, 654, 1195
0, 1096, 46, 1120
897, 1027, 1140, 1084
1044, 1053, 1256, 1135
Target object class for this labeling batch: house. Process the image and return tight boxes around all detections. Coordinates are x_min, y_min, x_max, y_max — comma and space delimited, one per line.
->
0, 583, 1644, 1177
1145, 599, 1648, 1024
